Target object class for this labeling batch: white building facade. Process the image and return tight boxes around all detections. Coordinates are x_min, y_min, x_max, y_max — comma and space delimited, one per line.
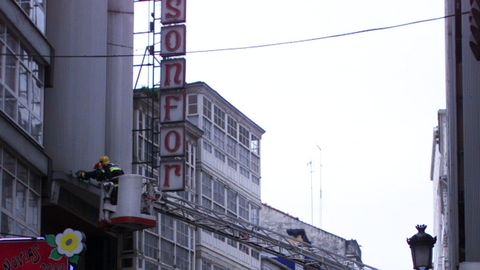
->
260, 204, 363, 267
0, 0, 51, 240
439, 0, 480, 269
129, 82, 265, 270
431, 110, 449, 270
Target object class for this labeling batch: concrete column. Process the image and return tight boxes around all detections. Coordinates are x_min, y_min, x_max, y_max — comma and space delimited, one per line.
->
45, 0, 108, 172
106, 0, 134, 172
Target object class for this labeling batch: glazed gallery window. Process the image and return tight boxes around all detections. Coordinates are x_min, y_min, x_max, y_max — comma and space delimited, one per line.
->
0, 21, 45, 144
133, 109, 160, 179
0, 147, 41, 237
15, 0, 47, 33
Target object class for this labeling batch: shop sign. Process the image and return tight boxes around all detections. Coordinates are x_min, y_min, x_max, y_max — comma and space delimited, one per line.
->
0, 229, 85, 270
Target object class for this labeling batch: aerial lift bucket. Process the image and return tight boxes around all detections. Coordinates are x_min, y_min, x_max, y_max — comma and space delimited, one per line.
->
99, 174, 157, 231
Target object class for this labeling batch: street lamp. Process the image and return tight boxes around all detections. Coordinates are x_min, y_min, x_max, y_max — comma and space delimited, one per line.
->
407, 224, 437, 270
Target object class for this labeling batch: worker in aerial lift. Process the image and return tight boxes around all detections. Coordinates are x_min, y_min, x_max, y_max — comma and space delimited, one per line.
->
76, 155, 124, 204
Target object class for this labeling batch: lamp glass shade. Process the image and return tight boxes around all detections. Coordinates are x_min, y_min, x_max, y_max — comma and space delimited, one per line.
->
410, 244, 432, 269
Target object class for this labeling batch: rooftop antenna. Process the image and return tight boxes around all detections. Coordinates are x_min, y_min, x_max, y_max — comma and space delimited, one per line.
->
317, 145, 323, 228
308, 160, 314, 225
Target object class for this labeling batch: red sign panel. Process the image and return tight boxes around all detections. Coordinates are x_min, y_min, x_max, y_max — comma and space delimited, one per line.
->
0, 240, 68, 270
160, 125, 185, 157
161, 0, 186, 24
159, 158, 185, 191
160, 58, 186, 90
160, 25, 186, 57
160, 92, 185, 123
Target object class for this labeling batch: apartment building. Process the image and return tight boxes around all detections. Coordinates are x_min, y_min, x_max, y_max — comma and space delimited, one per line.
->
0, 0, 51, 240
260, 204, 363, 267
431, 110, 448, 270
129, 81, 265, 270
437, 0, 480, 269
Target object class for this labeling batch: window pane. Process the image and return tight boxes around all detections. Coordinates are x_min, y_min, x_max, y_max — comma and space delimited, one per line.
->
20, 47, 30, 67
3, 150, 16, 174
2, 172, 14, 212
227, 116, 237, 138
15, 222, 28, 236
176, 221, 189, 247
0, 43, 3, 82
187, 94, 197, 114
15, 182, 27, 221
5, 52, 17, 91
0, 21, 4, 40
18, 103, 30, 131
176, 246, 189, 270
239, 146, 250, 168
226, 137, 237, 158
144, 232, 159, 259
0, 86, 3, 111
17, 161, 28, 183
31, 116, 43, 143
239, 196, 249, 220
31, 79, 42, 116
251, 155, 260, 174
31, 60, 43, 82
202, 97, 212, 119
213, 105, 225, 129
27, 190, 39, 229
29, 171, 41, 194
1, 213, 15, 235
213, 127, 225, 150
160, 240, 174, 266
214, 149, 225, 162
18, 65, 29, 105
202, 259, 212, 270
213, 204, 224, 214
6, 31, 18, 53
227, 158, 237, 171
227, 189, 237, 213
161, 215, 174, 240
202, 118, 212, 139
213, 181, 225, 206
33, 1, 46, 33
202, 197, 211, 209
239, 126, 249, 147
144, 260, 157, 270
202, 173, 212, 198
4, 89, 17, 120
250, 135, 260, 155
17, 0, 32, 16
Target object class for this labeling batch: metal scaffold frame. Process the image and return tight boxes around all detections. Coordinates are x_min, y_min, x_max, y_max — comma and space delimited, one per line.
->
132, 0, 162, 179
157, 194, 379, 270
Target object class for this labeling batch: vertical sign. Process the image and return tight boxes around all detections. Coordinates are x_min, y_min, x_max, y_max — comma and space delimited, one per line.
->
160, 25, 186, 57
160, 92, 185, 122
159, 1, 187, 191
160, 58, 186, 90
161, 0, 186, 24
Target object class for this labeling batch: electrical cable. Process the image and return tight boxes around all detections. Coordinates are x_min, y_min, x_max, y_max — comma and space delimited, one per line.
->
0, 11, 468, 59
187, 12, 467, 54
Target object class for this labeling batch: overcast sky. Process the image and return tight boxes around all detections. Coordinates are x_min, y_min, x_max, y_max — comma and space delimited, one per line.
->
138, 1, 445, 269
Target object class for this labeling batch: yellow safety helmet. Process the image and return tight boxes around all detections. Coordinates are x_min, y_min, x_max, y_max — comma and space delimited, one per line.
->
99, 155, 110, 165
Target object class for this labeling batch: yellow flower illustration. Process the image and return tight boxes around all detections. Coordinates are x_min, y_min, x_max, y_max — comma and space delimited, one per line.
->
55, 228, 85, 257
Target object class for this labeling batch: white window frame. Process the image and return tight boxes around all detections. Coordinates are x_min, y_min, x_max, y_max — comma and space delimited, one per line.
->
0, 148, 41, 237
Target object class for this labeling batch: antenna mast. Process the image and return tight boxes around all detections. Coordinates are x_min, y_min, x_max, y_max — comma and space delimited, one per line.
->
308, 160, 314, 225
317, 145, 323, 228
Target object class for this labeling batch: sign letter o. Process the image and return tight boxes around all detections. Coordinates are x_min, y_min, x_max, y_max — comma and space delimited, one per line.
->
164, 130, 181, 152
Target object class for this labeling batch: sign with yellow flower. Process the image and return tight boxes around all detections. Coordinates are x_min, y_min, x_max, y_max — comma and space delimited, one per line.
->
46, 228, 86, 264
